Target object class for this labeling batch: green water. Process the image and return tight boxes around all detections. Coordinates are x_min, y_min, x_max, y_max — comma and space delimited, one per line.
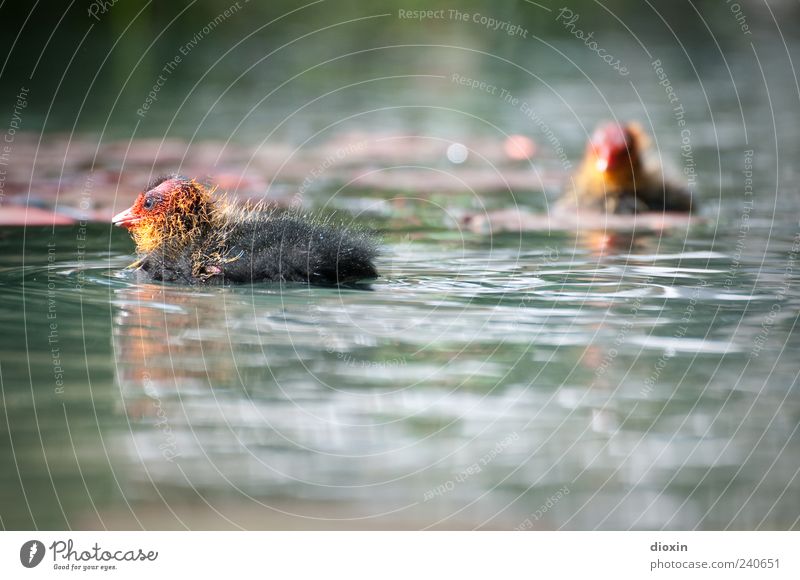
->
1, 213, 798, 529
1, 0, 799, 530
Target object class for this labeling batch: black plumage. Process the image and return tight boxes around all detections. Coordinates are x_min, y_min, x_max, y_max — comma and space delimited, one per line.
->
215, 211, 380, 285
114, 176, 379, 286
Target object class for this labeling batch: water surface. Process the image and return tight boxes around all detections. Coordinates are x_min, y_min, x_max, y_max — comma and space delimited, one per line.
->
1, 0, 799, 530
1, 210, 798, 530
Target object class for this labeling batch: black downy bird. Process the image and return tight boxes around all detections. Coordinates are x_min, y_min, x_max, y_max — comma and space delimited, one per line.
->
112, 176, 379, 285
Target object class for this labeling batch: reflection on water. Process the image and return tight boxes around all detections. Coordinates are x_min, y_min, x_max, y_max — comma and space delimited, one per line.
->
1, 218, 798, 530
1, 0, 800, 529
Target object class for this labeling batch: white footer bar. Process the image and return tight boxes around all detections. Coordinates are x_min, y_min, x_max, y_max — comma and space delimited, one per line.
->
1, 531, 797, 579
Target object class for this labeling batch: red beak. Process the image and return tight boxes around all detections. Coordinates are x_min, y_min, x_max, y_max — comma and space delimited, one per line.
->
112, 206, 141, 229
595, 150, 611, 173
591, 124, 628, 173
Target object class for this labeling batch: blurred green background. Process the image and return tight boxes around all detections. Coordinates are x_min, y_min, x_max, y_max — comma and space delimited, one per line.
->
2, 0, 800, 532
2, 0, 797, 141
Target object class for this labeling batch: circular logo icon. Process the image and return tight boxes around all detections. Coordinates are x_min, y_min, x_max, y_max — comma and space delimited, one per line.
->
20, 540, 45, 568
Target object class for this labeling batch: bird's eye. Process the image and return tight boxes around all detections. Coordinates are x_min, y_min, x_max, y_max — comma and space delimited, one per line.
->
143, 197, 156, 210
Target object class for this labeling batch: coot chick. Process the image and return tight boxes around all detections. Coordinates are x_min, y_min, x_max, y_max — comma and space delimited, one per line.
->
557, 122, 694, 215
112, 176, 379, 285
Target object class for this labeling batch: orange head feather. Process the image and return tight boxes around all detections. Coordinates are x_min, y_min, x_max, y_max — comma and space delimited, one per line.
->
113, 176, 217, 255
587, 122, 644, 175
